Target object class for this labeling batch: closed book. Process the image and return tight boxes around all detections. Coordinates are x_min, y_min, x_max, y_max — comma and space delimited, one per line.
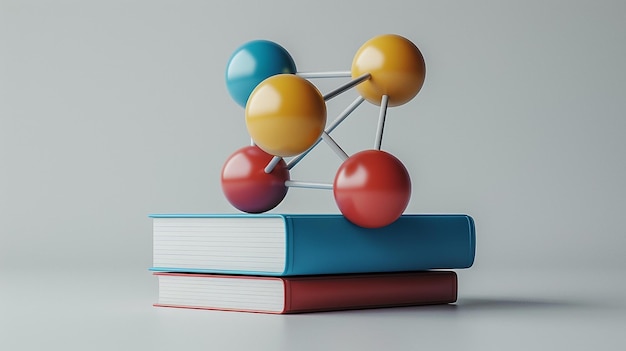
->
154, 271, 457, 314
150, 214, 475, 276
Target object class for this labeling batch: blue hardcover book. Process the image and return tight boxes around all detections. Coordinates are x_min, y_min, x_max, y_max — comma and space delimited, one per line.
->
150, 214, 475, 276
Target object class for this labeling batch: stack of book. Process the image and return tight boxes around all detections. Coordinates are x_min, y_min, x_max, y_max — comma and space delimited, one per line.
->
150, 213, 475, 314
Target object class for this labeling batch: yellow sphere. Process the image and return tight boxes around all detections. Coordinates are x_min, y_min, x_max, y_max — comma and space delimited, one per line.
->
351, 34, 426, 107
245, 74, 327, 157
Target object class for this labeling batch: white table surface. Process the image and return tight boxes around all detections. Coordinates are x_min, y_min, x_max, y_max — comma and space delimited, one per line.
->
1, 268, 624, 350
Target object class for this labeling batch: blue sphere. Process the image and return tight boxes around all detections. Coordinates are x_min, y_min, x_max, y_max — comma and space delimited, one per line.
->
225, 40, 297, 108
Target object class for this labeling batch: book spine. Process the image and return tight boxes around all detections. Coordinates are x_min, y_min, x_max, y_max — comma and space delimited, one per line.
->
283, 271, 457, 313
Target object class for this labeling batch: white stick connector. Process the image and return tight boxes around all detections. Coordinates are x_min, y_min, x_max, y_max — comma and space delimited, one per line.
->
264, 156, 282, 173
287, 96, 365, 170
285, 180, 333, 190
322, 132, 349, 161
323, 73, 371, 101
375, 95, 389, 150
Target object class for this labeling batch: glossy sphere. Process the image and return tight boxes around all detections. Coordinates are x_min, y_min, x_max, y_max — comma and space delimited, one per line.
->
334, 150, 411, 228
225, 40, 297, 108
221, 145, 290, 213
351, 34, 426, 107
245, 74, 327, 157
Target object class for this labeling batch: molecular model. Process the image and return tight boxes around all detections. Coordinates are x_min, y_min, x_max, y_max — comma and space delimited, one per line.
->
221, 34, 426, 228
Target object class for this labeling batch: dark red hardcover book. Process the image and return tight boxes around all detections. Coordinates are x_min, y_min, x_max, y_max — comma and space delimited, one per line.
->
154, 271, 457, 314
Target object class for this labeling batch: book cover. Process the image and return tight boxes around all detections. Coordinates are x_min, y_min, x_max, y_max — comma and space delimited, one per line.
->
151, 214, 475, 276
154, 271, 458, 314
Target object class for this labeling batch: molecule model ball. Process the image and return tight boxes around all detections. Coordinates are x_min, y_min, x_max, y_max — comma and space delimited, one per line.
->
225, 40, 297, 108
245, 74, 327, 157
351, 34, 426, 107
221, 145, 290, 213
334, 150, 411, 228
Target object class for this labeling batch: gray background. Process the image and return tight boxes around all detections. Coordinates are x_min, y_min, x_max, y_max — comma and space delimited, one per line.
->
2, 1, 626, 350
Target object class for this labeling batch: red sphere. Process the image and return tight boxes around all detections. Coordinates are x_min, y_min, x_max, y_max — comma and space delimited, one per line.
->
333, 150, 411, 228
221, 145, 290, 213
